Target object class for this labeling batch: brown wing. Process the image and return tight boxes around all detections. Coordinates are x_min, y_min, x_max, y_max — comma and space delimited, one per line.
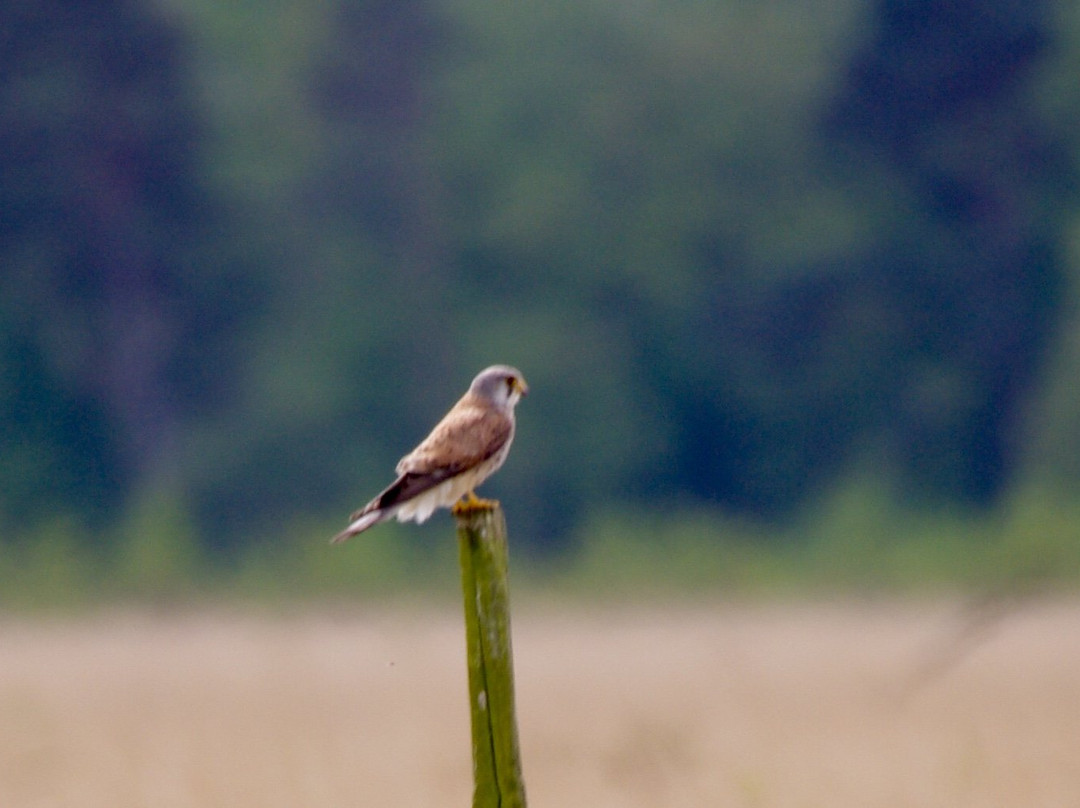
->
349, 469, 456, 521
396, 392, 513, 477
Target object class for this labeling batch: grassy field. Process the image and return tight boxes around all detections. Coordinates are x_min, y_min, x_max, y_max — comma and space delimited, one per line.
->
0, 600, 1077, 807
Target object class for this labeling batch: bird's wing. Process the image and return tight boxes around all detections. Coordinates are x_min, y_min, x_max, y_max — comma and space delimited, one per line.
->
395, 393, 513, 477
349, 468, 455, 521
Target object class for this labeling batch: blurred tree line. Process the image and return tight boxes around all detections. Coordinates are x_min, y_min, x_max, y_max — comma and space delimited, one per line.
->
3, 0, 1080, 560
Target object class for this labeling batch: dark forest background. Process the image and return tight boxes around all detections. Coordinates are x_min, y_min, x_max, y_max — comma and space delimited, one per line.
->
3, 0, 1080, 599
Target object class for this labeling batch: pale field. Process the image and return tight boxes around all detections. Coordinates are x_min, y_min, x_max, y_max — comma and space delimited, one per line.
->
1, 600, 1078, 807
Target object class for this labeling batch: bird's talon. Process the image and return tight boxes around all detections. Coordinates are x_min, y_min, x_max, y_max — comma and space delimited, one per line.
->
452, 492, 498, 515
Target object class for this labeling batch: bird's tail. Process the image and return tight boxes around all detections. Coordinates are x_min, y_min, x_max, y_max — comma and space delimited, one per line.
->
330, 508, 385, 544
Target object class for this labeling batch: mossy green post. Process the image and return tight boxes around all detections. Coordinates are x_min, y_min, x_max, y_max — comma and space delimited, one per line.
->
454, 501, 527, 808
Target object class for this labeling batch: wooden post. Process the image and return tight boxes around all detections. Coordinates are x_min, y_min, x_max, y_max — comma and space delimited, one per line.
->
455, 502, 527, 808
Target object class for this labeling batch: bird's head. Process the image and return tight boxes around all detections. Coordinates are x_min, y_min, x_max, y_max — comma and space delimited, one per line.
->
471, 365, 528, 409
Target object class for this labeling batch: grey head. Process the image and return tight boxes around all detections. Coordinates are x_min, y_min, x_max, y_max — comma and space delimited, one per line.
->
470, 365, 529, 409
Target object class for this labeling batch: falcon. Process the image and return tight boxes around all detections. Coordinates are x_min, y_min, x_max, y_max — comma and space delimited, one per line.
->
331, 365, 528, 543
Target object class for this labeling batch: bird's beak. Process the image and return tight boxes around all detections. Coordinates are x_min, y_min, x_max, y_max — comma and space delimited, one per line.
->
514, 377, 529, 397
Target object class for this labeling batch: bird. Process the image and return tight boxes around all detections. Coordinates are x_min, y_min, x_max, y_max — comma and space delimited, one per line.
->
331, 365, 528, 544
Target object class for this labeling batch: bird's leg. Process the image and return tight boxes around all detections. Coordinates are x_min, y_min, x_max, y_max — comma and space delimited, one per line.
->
452, 489, 499, 515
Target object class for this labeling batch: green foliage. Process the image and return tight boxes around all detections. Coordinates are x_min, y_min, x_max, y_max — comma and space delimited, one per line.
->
0, 476, 1078, 610
3, 0, 1080, 563
112, 489, 202, 602
557, 479, 1080, 601
982, 485, 1080, 593
564, 508, 789, 597
231, 518, 460, 604
0, 516, 97, 610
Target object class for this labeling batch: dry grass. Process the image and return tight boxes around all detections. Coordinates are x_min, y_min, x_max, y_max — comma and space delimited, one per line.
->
0, 600, 1078, 807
